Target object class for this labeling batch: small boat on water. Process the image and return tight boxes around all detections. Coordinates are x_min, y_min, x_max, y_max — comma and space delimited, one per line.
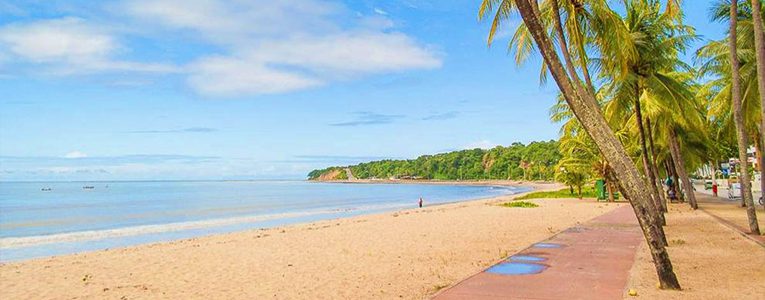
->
41, 187, 52, 191
82, 186, 95, 189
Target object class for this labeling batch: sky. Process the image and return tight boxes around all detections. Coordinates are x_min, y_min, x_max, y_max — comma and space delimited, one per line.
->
0, 0, 727, 181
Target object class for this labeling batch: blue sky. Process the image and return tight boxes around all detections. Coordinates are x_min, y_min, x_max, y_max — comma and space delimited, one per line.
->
0, 0, 725, 181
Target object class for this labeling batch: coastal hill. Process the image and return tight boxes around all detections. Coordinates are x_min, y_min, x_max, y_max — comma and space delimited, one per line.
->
308, 140, 560, 181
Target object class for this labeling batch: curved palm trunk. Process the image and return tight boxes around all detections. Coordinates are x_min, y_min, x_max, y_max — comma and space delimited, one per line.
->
512, 0, 680, 289
760, 137, 765, 210
667, 155, 681, 202
555, 0, 597, 96
730, 0, 762, 234
647, 117, 668, 211
751, 0, 765, 210
606, 164, 667, 247
668, 128, 698, 210
635, 91, 666, 223
605, 163, 616, 202
551, 0, 583, 87
607, 180, 615, 202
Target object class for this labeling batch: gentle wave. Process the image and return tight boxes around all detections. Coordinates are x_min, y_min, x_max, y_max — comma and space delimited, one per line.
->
0, 202, 411, 249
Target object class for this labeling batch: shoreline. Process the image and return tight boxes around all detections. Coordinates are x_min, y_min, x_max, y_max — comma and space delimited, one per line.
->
1, 182, 608, 299
1, 181, 555, 262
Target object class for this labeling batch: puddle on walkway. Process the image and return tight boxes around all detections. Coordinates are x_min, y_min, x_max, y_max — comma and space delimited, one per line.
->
486, 262, 547, 275
532, 242, 563, 249
508, 255, 546, 262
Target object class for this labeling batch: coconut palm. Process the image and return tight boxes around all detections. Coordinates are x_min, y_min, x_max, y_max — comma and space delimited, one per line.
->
479, 0, 681, 289
700, 0, 761, 233
596, 0, 698, 211
751, 0, 765, 200
551, 97, 621, 201
729, 0, 761, 234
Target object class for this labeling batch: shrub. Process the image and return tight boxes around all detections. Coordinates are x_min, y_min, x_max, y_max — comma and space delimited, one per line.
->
501, 201, 539, 208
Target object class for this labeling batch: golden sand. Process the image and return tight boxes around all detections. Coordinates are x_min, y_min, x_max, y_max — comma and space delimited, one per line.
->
0, 185, 620, 299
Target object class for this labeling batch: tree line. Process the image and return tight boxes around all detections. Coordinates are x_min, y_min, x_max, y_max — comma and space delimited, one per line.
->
307, 141, 561, 181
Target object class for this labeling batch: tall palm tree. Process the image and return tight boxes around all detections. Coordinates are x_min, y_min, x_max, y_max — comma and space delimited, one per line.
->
751, 0, 765, 205
729, 0, 761, 234
597, 0, 698, 211
480, 0, 681, 289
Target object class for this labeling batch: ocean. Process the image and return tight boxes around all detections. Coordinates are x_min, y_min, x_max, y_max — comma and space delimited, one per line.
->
0, 180, 527, 261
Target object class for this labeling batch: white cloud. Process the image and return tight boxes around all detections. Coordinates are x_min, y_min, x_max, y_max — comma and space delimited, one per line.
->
123, 0, 441, 96
0, 18, 114, 63
63, 151, 88, 159
123, 0, 340, 44
1, 0, 442, 97
0, 17, 178, 74
185, 30, 440, 96
463, 140, 499, 150
188, 55, 322, 96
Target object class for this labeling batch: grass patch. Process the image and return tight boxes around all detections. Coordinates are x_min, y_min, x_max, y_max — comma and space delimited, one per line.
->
515, 186, 598, 200
501, 201, 539, 208
669, 239, 686, 246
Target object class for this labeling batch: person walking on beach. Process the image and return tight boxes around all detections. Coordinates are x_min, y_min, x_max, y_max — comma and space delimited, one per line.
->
418, 197, 423, 208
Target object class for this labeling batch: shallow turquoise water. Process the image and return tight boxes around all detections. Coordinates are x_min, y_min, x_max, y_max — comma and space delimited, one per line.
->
0, 180, 527, 261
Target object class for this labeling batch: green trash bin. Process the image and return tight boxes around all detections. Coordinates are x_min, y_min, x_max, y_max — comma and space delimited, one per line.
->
595, 179, 606, 201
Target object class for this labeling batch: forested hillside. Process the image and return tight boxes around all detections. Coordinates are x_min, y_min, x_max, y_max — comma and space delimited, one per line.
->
307, 140, 560, 181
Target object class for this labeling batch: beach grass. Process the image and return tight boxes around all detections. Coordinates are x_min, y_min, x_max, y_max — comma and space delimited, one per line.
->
515, 186, 597, 200
501, 201, 539, 208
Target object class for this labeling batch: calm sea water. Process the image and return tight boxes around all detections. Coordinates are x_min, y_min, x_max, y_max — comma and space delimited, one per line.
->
0, 180, 526, 261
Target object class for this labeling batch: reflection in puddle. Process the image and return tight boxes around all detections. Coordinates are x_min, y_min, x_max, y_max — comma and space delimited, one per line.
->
487, 262, 547, 275
533, 242, 563, 248
509, 255, 546, 262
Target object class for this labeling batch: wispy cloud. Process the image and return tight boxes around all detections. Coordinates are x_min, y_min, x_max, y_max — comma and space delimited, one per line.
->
330, 111, 404, 127
0, 17, 179, 75
421, 111, 458, 121
63, 151, 88, 159
126, 127, 218, 134
463, 140, 499, 150
0, 154, 316, 181
1, 154, 220, 165
287, 155, 398, 162
0, 1, 442, 97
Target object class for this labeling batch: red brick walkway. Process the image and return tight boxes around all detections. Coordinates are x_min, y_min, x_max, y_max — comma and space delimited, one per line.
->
434, 205, 642, 300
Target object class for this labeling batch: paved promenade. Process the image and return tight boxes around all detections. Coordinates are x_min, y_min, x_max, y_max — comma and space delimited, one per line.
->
434, 205, 642, 300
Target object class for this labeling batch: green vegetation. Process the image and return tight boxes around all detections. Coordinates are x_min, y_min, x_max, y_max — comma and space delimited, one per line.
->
478, 0, 765, 287
308, 141, 561, 181
306, 167, 347, 180
500, 201, 539, 208
515, 187, 597, 200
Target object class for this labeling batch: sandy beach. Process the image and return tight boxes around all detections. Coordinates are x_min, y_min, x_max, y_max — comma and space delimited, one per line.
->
0, 183, 624, 299
625, 203, 765, 299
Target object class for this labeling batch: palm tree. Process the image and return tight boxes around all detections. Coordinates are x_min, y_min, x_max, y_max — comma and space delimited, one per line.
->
551, 95, 622, 201
596, 0, 698, 211
729, 0, 761, 234
752, 0, 765, 206
480, 0, 681, 289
